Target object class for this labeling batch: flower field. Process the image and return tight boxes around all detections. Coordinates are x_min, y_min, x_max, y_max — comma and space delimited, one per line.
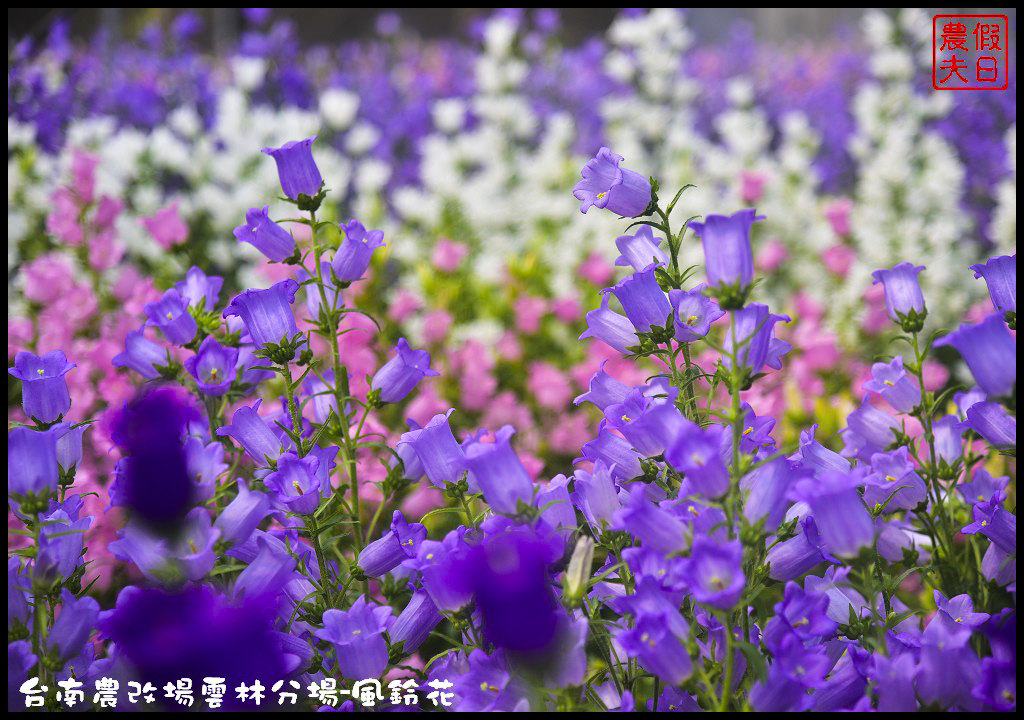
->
7, 8, 1016, 712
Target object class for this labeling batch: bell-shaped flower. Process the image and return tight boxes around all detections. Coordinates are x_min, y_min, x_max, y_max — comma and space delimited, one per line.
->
970, 254, 1015, 315
332, 219, 385, 282
233, 206, 296, 262
465, 426, 534, 514
573, 147, 652, 217
871, 262, 927, 328
216, 400, 284, 466
669, 283, 724, 343
9, 350, 75, 423
357, 511, 427, 578
315, 596, 393, 680
175, 265, 224, 310
573, 360, 630, 410
264, 452, 321, 515
262, 136, 322, 200
792, 469, 875, 557
370, 338, 438, 403
935, 312, 1016, 397
185, 336, 238, 396
579, 293, 638, 353
614, 225, 667, 272
692, 209, 764, 296
144, 288, 197, 346
223, 279, 300, 351
113, 326, 170, 380
402, 409, 466, 488
863, 355, 920, 413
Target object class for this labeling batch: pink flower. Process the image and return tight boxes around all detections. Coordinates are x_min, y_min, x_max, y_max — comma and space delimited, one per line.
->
527, 361, 572, 410
740, 170, 767, 205
70, 150, 99, 205
514, 295, 548, 335
142, 202, 188, 250
431, 237, 469, 272
389, 290, 423, 323
579, 251, 614, 286
496, 331, 522, 362
552, 295, 582, 323
46, 188, 84, 245
861, 284, 889, 335
422, 309, 453, 344
756, 239, 788, 273
822, 244, 856, 277
824, 198, 853, 238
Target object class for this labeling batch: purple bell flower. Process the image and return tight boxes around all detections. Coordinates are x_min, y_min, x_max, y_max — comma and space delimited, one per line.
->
669, 283, 725, 343
571, 461, 621, 533
573, 147, 653, 217
35, 507, 90, 587
9, 350, 75, 423
862, 447, 927, 511
403, 409, 466, 488
170, 507, 219, 581
611, 485, 688, 554
792, 470, 875, 557
685, 537, 745, 609
664, 422, 731, 499
932, 415, 965, 466
935, 312, 1016, 397
579, 293, 639, 353
766, 516, 832, 582
184, 336, 238, 396
608, 263, 672, 332
725, 303, 791, 375
174, 265, 224, 310
871, 262, 927, 329
691, 209, 765, 298
371, 338, 438, 403
214, 481, 271, 548
742, 456, 799, 529
465, 425, 534, 514
216, 399, 283, 466
970, 254, 1015, 316
332, 219, 385, 283
223, 279, 300, 351
962, 497, 1016, 553
614, 225, 667, 272
8, 424, 67, 500
262, 136, 322, 200
144, 288, 197, 346
573, 360, 630, 410
863, 355, 920, 413
966, 401, 1016, 451
357, 510, 427, 578
233, 206, 297, 262
389, 590, 442, 653
791, 424, 851, 478
46, 589, 99, 663
578, 423, 643, 481
840, 401, 899, 462
264, 451, 321, 515
315, 596, 393, 680
958, 468, 1010, 506
113, 325, 169, 379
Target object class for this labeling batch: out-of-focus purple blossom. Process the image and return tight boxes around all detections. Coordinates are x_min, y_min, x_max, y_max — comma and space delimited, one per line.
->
935, 312, 1016, 397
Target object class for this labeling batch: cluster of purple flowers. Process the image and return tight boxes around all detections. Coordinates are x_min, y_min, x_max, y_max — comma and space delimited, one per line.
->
8, 137, 1016, 712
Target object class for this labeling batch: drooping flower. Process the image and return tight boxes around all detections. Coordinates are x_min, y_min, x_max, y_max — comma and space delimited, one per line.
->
371, 338, 438, 403
935, 312, 1016, 397
579, 293, 639, 353
573, 360, 630, 410
402, 410, 466, 488
233, 206, 297, 262
724, 303, 791, 375
573, 147, 653, 217
113, 326, 169, 379
389, 590, 442, 654
332, 219, 385, 283
262, 136, 322, 200
970, 254, 1015, 317
184, 336, 238, 396
357, 511, 427, 578
464, 426, 534, 514
223, 279, 300, 350
614, 226, 667, 271
216, 400, 283, 466
8, 350, 75, 423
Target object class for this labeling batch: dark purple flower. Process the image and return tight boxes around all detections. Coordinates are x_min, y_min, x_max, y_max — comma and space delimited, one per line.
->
935, 312, 1016, 397
8, 350, 75, 423
872, 652, 918, 712
223, 279, 300, 351
175, 265, 224, 310
315, 596, 393, 680
965, 401, 1016, 450
99, 585, 289, 707
742, 456, 797, 529
974, 658, 1016, 711
608, 264, 672, 333
113, 325, 169, 379
863, 355, 920, 413
357, 511, 427, 578
184, 336, 238, 396
669, 283, 725, 343
871, 262, 927, 329
110, 387, 199, 530
402, 409, 466, 488
371, 338, 438, 403
262, 136, 322, 200
144, 288, 197, 346
216, 399, 284, 466
332, 219, 385, 282
233, 205, 297, 262
579, 293, 639, 353
691, 209, 765, 296
614, 226, 667, 271
47, 588, 99, 663
970, 254, 1015, 315
573, 147, 652, 217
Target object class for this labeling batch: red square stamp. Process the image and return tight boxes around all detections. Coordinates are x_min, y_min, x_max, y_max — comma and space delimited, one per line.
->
933, 14, 1009, 90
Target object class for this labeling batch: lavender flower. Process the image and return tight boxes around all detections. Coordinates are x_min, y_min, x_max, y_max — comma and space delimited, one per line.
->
233, 206, 297, 262
573, 147, 653, 217
8, 350, 75, 423
262, 136, 322, 200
